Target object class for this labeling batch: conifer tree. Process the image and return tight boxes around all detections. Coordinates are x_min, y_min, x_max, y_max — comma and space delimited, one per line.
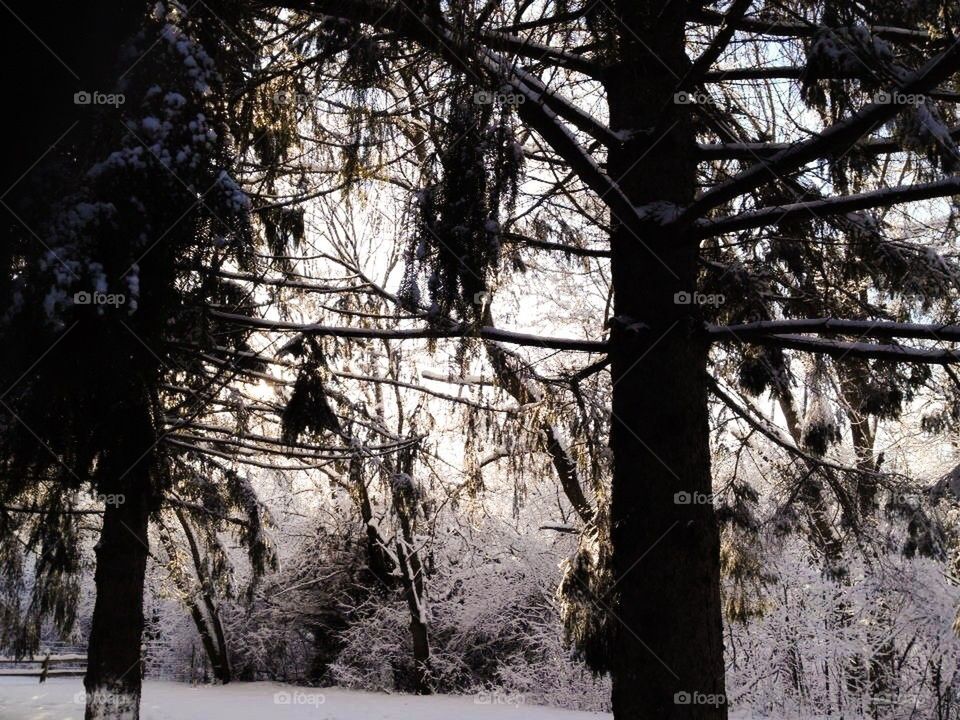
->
233, 1, 960, 716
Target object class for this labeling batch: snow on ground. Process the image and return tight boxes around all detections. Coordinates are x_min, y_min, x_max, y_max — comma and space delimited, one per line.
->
0, 677, 611, 720
0, 677, 809, 719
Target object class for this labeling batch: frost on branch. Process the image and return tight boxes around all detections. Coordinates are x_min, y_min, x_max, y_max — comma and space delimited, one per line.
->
894, 100, 960, 172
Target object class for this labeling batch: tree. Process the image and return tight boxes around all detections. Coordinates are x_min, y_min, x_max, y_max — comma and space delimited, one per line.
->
0, 2, 279, 717
223, 0, 960, 717
5, 0, 960, 717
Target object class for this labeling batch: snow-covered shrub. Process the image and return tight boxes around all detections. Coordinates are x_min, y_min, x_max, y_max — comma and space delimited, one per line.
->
221, 519, 373, 682
724, 495, 960, 719
327, 528, 609, 711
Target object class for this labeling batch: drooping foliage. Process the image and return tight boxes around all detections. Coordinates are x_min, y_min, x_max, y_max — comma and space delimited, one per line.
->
0, 0, 285, 654
399, 88, 524, 321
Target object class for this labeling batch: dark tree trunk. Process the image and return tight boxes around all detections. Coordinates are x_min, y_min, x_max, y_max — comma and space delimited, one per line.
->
396, 539, 431, 695
82, 384, 160, 720
604, 2, 727, 717
836, 363, 880, 513
185, 592, 223, 684
391, 453, 431, 695
84, 455, 152, 718
3, 3, 166, 718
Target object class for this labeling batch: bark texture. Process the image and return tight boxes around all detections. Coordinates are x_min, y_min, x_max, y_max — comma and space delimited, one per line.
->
605, 2, 727, 716
84, 405, 155, 720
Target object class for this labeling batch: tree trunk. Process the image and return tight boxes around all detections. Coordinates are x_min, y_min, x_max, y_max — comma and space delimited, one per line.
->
391, 452, 431, 695
836, 363, 880, 514
173, 509, 232, 683
604, 2, 727, 717
156, 513, 231, 684
396, 539, 431, 695
84, 471, 152, 719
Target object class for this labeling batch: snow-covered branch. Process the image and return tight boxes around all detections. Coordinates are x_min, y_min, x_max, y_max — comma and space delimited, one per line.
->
709, 318, 960, 343
473, 44, 621, 147
210, 310, 608, 352
676, 40, 960, 222
478, 31, 602, 78
683, 0, 753, 90
690, 7, 936, 44
696, 176, 960, 237
706, 376, 885, 476
698, 125, 960, 160
270, 0, 650, 236
730, 333, 960, 364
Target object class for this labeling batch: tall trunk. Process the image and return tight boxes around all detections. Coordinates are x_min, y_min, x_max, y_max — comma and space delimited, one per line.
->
396, 539, 431, 695
836, 364, 879, 513
391, 452, 431, 695
173, 509, 232, 683
84, 435, 153, 719
605, 2, 727, 717
156, 512, 231, 684
5, 4, 159, 718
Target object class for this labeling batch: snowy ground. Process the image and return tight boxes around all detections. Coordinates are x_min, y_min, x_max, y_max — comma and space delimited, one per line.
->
0, 677, 818, 719
0, 677, 611, 720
